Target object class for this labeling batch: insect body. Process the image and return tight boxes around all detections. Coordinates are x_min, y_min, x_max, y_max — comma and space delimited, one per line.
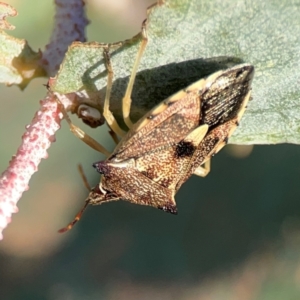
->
58, 64, 254, 232
89, 64, 254, 213
54, 10, 254, 232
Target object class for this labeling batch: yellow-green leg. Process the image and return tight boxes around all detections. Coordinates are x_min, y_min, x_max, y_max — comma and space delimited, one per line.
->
122, 20, 148, 129
102, 47, 126, 137
55, 96, 111, 157
193, 159, 211, 177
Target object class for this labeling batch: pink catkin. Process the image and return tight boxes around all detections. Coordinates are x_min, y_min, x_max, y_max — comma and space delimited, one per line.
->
0, 0, 88, 239
0, 95, 63, 239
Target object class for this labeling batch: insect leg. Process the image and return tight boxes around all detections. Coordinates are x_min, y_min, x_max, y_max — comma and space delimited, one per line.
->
55, 96, 111, 157
108, 129, 119, 145
122, 20, 148, 129
102, 47, 126, 138
193, 159, 211, 177
58, 165, 92, 232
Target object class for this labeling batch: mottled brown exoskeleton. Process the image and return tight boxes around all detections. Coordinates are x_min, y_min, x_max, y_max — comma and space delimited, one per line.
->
55, 9, 254, 232
90, 63, 254, 212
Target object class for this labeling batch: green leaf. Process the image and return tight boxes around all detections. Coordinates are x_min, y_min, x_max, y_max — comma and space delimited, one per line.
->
51, 0, 300, 145
0, 3, 46, 89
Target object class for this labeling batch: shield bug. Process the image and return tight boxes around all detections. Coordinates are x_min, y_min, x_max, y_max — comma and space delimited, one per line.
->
56, 61, 254, 232
53, 3, 254, 232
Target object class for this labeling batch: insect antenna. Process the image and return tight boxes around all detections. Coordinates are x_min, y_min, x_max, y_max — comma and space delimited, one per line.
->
58, 165, 91, 233
77, 164, 92, 191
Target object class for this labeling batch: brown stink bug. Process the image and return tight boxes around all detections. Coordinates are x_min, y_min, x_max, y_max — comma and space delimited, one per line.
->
53, 9, 254, 231
56, 63, 254, 232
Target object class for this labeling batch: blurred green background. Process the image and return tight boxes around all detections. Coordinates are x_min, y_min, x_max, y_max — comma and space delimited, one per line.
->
1, 1, 300, 299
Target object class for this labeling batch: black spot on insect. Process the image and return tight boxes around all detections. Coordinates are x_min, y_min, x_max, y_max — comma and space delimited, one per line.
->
236, 120, 240, 126
224, 137, 229, 144
158, 203, 178, 214
147, 115, 154, 120
174, 141, 196, 158
93, 161, 110, 175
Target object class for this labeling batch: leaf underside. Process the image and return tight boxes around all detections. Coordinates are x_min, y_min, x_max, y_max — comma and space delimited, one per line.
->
38, 0, 300, 145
